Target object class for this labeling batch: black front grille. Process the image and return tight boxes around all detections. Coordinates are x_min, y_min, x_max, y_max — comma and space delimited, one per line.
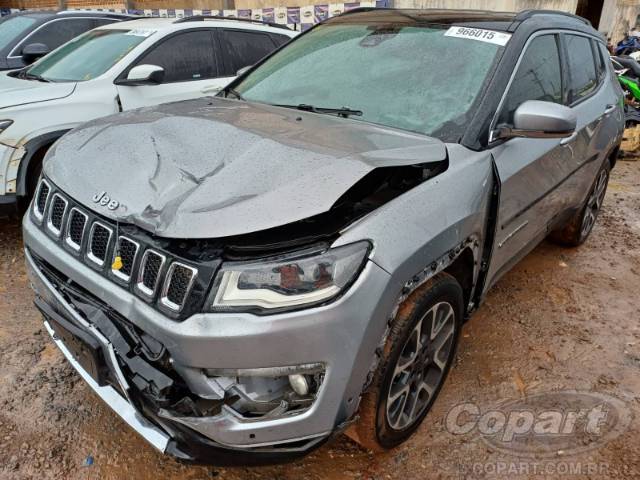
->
115, 237, 138, 278
141, 251, 163, 293
165, 264, 196, 309
49, 195, 67, 232
31, 178, 218, 320
90, 224, 111, 264
36, 182, 50, 217
67, 209, 87, 247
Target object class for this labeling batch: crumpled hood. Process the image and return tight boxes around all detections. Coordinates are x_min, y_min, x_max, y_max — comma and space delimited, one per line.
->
45, 98, 446, 238
0, 72, 76, 109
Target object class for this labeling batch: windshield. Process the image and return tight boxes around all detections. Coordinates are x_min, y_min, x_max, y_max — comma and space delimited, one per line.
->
0, 15, 37, 51
235, 22, 504, 139
27, 29, 149, 82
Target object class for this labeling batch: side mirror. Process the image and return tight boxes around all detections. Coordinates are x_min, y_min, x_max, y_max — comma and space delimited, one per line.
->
497, 100, 577, 140
236, 65, 252, 76
22, 43, 50, 65
116, 64, 165, 86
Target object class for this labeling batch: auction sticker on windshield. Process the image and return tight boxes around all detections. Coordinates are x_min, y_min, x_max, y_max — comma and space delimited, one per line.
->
445, 26, 512, 46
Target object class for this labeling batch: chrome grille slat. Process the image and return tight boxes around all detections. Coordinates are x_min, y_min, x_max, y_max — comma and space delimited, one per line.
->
136, 250, 166, 298
33, 179, 51, 222
87, 222, 113, 267
65, 208, 88, 252
112, 236, 140, 282
160, 262, 198, 312
33, 182, 202, 319
46, 194, 68, 237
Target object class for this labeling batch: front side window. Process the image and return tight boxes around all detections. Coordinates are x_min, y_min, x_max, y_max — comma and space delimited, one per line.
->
19, 18, 94, 52
234, 22, 504, 139
134, 30, 218, 83
27, 29, 148, 82
497, 35, 562, 126
565, 34, 598, 103
219, 29, 277, 74
0, 15, 37, 51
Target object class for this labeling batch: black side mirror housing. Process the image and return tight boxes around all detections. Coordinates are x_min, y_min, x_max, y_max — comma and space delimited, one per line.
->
22, 43, 50, 65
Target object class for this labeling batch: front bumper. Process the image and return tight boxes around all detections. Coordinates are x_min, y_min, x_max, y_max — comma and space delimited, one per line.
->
23, 212, 398, 463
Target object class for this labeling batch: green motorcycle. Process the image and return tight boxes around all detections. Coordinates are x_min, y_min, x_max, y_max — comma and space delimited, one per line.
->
611, 56, 640, 125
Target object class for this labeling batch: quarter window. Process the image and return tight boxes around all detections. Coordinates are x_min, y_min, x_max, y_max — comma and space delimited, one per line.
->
497, 35, 563, 125
219, 29, 276, 74
19, 18, 94, 52
134, 30, 218, 83
565, 34, 598, 103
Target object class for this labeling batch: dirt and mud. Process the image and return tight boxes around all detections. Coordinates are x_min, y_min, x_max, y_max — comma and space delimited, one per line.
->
0, 159, 639, 480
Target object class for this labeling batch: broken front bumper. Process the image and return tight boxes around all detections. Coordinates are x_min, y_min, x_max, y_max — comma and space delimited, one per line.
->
23, 213, 397, 464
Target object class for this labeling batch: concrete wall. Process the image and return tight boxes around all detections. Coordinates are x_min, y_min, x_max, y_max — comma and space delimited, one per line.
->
392, 0, 577, 13
599, 0, 640, 42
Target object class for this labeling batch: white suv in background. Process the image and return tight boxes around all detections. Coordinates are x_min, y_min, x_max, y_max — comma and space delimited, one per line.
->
0, 16, 296, 214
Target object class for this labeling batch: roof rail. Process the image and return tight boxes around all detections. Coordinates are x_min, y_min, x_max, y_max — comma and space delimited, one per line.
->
515, 9, 591, 26
174, 15, 291, 30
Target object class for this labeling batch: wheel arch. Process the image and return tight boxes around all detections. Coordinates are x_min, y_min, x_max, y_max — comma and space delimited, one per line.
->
16, 129, 70, 197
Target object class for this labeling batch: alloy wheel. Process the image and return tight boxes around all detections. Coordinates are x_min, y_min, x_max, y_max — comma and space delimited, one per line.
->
581, 169, 608, 238
386, 301, 456, 431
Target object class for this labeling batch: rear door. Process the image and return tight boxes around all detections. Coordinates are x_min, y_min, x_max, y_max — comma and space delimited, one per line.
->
217, 28, 279, 76
116, 29, 228, 109
485, 33, 575, 287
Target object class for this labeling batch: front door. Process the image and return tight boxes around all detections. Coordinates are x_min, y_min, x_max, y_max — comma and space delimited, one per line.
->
116, 29, 234, 110
485, 33, 576, 288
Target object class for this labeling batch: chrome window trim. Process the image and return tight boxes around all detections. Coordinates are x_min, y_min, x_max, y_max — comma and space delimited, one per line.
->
64, 207, 88, 252
160, 262, 198, 312
86, 221, 113, 267
46, 193, 68, 237
136, 249, 167, 298
32, 178, 51, 223
111, 236, 140, 282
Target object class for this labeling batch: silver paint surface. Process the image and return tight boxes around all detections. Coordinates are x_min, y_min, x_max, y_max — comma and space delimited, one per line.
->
44, 97, 446, 238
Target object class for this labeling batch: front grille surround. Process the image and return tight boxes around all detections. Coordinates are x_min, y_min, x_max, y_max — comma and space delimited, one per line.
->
33, 179, 51, 222
46, 194, 68, 237
30, 178, 219, 320
136, 250, 167, 299
87, 222, 113, 267
160, 262, 198, 313
111, 236, 140, 283
65, 208, 88, 252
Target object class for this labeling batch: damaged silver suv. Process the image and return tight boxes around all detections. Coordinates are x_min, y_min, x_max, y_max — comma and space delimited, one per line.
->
23, 8, 624, 464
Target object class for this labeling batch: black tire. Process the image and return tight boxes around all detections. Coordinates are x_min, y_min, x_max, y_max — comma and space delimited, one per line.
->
549, 160, 611, 247
348, 273, 463, 451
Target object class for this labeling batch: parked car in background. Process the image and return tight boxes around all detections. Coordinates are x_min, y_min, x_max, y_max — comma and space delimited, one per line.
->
23, 8, 624, 464
0, 16, 296, 215
0, 10, 132, 71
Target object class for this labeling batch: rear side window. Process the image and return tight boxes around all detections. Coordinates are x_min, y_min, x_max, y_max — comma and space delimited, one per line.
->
497, 34, 563, 125
94, 18, 120, 28
565, 34, 598, 103
219, 29, 276, 74
135, 30, 218, 83
19, 18, 94, 52
270, 33, 291, 47
592, 39, 607, 82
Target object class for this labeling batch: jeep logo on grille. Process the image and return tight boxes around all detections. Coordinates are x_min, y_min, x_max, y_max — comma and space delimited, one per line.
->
93, 191, 120, 211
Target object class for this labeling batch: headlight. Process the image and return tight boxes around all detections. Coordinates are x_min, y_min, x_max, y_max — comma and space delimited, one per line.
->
209, 241, 370, 313
0, 120, 13, 134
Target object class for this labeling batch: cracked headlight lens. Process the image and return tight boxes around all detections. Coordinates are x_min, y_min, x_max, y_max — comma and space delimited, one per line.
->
209, 241, 370, 313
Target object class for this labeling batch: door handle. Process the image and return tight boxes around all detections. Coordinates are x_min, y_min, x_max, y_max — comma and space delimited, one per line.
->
604, 104, 617, 115
560, 132, 578, 145
201, 85, 222, 94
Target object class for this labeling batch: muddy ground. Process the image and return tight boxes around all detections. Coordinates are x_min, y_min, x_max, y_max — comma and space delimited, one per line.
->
1, 159, 639, 480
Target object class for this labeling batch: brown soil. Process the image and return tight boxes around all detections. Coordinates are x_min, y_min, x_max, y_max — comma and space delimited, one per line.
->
1, 160, 639, 480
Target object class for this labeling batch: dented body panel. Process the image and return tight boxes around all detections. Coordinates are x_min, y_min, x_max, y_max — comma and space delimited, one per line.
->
45, 97, 447, 238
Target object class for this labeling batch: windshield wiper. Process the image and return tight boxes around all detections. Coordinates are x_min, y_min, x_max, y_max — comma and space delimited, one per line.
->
224, 87, 244, 101
20, 70, 50, 83
277, 103, 363, 118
